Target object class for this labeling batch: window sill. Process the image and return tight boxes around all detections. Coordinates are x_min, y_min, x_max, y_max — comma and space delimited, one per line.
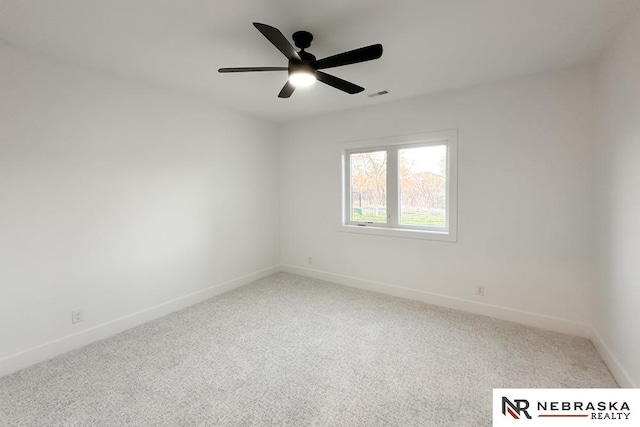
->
339, 224, 457, 242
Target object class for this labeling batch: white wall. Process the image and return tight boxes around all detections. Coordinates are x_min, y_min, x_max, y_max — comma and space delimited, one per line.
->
593, 13, 640, 388
0, 43, 280, 373
280, 67, 596, 333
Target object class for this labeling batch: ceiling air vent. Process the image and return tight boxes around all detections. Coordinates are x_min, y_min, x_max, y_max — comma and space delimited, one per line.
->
368, 90, 389, 98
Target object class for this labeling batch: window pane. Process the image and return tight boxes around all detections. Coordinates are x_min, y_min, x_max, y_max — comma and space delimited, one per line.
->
350, 151, 387, 223
399, 145, 446, 227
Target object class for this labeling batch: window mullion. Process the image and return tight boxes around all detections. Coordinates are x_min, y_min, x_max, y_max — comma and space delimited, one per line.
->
386, 148, 399, 227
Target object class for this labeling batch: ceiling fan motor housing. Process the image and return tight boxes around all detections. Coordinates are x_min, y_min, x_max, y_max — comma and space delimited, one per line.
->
289, 50, 317, 76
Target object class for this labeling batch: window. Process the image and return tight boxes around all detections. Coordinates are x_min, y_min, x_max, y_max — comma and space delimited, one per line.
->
341, 130, 457, 241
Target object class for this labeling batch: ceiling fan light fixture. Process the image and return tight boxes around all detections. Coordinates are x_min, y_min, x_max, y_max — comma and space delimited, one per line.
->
289, 70, 316, 87
219, 23, 383, 98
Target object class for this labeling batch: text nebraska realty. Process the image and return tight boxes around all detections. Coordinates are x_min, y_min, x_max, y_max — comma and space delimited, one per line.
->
504, 397, 631, 420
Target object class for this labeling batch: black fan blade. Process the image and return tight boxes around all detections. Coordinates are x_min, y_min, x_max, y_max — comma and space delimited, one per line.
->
278, 81, 295, 98
316, 71, 364, 94
316, 44, 383, 70
218, 67, 288, 73
253, 23, 301, 61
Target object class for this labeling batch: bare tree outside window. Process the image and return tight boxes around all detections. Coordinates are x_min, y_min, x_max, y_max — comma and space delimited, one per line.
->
350, 151, 387, 223
399, 145, 446, 227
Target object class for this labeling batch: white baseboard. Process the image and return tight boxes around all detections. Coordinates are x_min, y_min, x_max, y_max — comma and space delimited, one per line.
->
280, 264, 592, 338
0, 265, 279, 378
590, 328, 638, 388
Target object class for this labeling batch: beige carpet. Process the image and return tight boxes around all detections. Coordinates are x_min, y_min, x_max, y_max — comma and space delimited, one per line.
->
0, 272, 616, 426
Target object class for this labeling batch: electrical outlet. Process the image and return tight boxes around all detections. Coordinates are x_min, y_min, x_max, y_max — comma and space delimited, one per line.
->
308, 256, 313, 265
72, 310, 83, 324
475, 286, 485, 297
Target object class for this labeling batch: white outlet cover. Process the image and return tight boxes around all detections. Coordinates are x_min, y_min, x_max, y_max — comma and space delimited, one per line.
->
72, 310, 83, 323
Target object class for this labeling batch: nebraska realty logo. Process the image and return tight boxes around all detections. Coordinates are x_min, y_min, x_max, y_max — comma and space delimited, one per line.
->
493, 389, 640, 426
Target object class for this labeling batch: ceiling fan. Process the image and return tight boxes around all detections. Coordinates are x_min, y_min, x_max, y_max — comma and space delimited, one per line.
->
218, 23, 383, 98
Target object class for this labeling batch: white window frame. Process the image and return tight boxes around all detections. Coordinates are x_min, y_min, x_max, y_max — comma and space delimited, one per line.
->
340, 130, 457, 242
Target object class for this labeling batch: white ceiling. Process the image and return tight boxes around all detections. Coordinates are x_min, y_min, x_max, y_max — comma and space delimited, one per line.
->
1, 0, 639, 123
